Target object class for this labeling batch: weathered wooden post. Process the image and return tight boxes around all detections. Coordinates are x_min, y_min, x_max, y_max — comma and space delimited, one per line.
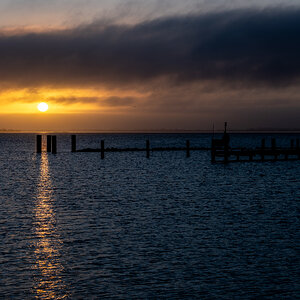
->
272, 138, 277, 160
47, 135, 52, 152
146, 140, 150, 158
36, 135, 42, 153
261, 138, 265, 161
286, 139, 294, 160
224, 139, 229, 164
223, 122, 229, 163
290, 139, 294, 149
71, 135, 76, 152
284, 152, 289, 160
296, 139, 300, 159
186, 140, 190, 158
101, 140, 104, 159
52, 135, 57, 154
210, 139, 216, 163
271, 138, 276, 150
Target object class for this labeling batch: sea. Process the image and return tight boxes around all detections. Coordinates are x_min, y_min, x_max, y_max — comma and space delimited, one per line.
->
0, 133, 299, 299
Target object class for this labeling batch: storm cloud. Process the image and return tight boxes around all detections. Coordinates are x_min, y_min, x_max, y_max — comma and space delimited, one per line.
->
1, 7, 300, 89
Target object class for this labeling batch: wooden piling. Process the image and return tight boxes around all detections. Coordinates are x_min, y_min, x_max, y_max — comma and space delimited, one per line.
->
285, 152, 289, 160
223, 122, 229, 163
146, 140, 150, 158
47, 135, 52, 152
36, 135, 42, 153
186, 140, 190, 158
224, 140, 229, 163
211, 140, 216, 163
261, 138, 265, 161
271, 138, 276, 150
291, 139, 294, 149
271, 138, 277, 160
52, 135, 57, 154
101, 140, 104, 159
71, 135, 76, 152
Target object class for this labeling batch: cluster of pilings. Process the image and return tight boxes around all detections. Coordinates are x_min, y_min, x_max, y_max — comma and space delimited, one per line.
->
36, 135, 57, 154
211, 122, 300, 163
36, 134, 193, 158
211, 137, 300, 163
75, 136, 191, 159
37, 133, 300, 163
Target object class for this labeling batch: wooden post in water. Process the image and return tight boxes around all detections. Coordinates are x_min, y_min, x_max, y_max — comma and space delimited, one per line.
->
47, 135, 52, 152
71, 135, 76, 152
272, 138, 277, 160
146, 140, 150, 158
290, 139, 294, 149
271, 138, 276, 150
224, 139, 229, 164
211, 140, 216, 163
101, 140, 104, 159
186, 140, 190, 158
261, 138, 265, 161
296, 139, 300, 159
223, 122, 229, 163
52, 135, 57, 154
36, 135, 42, 153
285, 152, 289, 160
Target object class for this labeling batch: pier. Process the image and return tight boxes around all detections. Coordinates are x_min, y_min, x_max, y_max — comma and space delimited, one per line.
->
36, 130, 300, 163
36, 134, 207, 158
211, 123, 300, 163
76, 139, 206, 158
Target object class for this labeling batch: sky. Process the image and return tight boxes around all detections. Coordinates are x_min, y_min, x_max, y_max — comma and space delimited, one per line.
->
0, 0, 299, 131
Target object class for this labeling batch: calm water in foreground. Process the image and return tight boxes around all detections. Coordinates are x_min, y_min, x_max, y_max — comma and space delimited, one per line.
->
0, 133, 299, 299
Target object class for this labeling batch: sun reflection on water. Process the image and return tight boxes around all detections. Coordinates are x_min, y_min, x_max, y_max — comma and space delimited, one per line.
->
33, 152, 68, 299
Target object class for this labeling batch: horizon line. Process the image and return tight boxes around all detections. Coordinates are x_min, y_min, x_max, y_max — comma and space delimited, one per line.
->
1, 128, 300, 134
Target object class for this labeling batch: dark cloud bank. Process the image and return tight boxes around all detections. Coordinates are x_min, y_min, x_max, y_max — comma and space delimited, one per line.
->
1, 7, 300, 88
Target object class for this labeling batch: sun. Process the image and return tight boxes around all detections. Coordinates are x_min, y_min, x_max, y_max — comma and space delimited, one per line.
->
37, 102, 48, 112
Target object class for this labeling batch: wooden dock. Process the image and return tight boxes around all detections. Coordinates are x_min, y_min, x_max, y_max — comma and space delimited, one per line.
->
36, 134, 208, 158
36, 129, 300, 163
211, 123, 300, 163
212, 146, 300, 163
76, 142, 208, 159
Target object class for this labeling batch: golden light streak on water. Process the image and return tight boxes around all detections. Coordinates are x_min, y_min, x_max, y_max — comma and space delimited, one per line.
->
33, 152, 68, 299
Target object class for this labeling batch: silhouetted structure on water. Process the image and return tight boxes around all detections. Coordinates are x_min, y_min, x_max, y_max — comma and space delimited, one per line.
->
36, 127, 300, 163
211, 123, 300, 163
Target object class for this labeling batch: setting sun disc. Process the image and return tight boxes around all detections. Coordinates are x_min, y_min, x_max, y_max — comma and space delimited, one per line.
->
37, 102, 48, 112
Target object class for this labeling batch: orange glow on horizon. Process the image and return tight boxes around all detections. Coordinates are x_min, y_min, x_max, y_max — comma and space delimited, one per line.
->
0, 87, 145, 114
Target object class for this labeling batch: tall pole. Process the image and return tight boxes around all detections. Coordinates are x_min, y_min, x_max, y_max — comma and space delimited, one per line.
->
186, 140, 190, 158
36, 135, 42, 153
71, 135, 76, 152
52, 136, 57, 154
146, 140, 150, 158
101, 140, 105, 159
47, 135, 52, 152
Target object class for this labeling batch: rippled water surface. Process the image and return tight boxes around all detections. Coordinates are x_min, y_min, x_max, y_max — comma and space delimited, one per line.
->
0, 133, 299, 299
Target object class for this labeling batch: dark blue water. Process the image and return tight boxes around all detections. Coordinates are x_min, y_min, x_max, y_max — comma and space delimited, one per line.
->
0, 133, 299, 299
